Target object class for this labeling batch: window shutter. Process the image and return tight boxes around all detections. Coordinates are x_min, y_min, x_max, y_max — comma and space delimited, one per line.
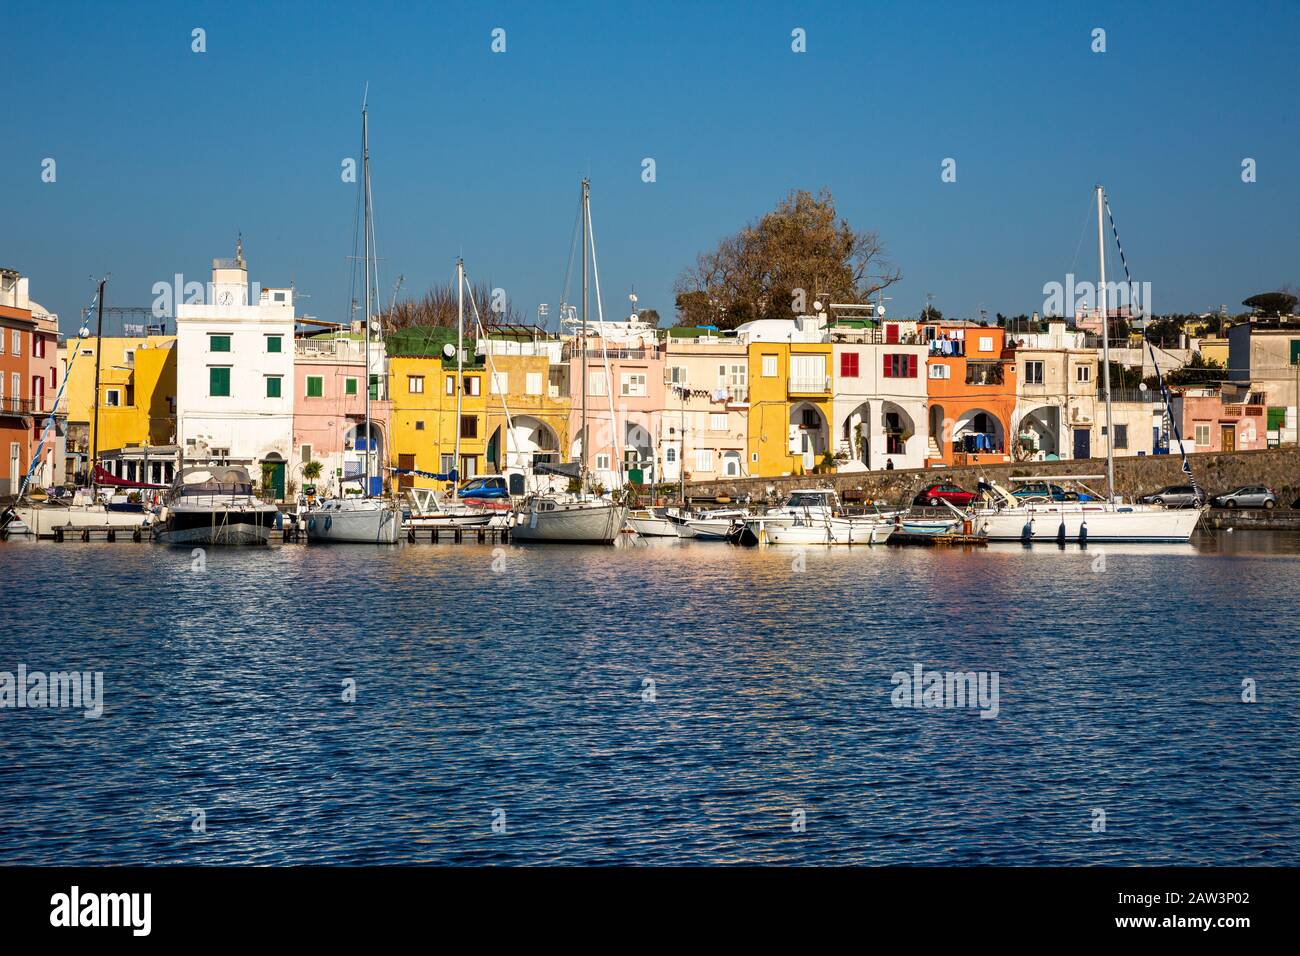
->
883, 354, 891, 377
908, 354, 917, 377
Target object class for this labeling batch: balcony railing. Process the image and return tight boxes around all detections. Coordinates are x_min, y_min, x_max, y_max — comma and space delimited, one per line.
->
724, 385, 748, 404
788, 377, 830, 394
0, 397, 36, 416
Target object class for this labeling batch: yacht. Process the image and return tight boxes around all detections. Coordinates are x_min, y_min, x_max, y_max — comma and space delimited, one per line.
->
155, 466, 279, 546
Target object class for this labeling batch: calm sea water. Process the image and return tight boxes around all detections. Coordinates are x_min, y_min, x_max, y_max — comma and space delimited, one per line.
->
1, 531, 1297, 866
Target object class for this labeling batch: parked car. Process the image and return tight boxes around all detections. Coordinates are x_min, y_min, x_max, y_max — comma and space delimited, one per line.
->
1211, 485, 1277, 509
1138, 485, 1205, 509
914, 483, 977, 507
1011, 481, 1096, 502
457, 475, 510, 500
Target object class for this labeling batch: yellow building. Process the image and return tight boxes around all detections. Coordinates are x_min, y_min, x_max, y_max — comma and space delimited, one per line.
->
742, 323, 833, 477
63, 335, 177, 455
386, 328, 487, 489
479, 332, 570, 474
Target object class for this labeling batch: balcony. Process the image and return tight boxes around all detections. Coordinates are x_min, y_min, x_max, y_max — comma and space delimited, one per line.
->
0, 397, 36, 417
724, 384, 748, 405
787, 377, 830, 396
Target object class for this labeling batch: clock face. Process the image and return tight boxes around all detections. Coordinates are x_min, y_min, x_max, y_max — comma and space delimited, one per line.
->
218, 291, 233, 306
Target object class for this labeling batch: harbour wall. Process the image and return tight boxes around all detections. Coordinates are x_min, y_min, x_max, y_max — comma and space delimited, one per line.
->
685, 446, 1300, 508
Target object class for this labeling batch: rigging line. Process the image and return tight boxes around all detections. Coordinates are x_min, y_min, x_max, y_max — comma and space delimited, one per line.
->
1067, 192, 1094, 281
557, 191, 582, 330
1104, 196, 1199, 493
584, 194, 625, 483
462, 272, 518, 475
347, 134, 364, 329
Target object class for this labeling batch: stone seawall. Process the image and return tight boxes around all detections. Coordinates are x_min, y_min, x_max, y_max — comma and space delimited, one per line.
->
685, 447, 1300, 507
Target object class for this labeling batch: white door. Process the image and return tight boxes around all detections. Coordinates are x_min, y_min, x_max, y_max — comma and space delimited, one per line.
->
9, 442, 21, 493
801, 432, 814, 470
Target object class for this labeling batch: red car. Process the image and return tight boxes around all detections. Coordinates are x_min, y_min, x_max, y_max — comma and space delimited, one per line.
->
914, 483, 977, 507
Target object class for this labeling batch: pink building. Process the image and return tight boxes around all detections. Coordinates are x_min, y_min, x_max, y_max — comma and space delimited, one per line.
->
565, 314, 664, 489
292, 331, 391, 497
1172, 386, 1267, 454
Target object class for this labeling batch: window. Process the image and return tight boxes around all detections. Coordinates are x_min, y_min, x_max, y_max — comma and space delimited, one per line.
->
840, 352, 860, 377
621, 372, 647, 397
265, 335, 282, 353
526, 371, 543, 395
415, 421, 424, 431
467, 376, 481, 397
589, 370, 608, 396
1076, 364, 1091, 383
978, 336, 993, 352
301, 444, 313, 463
34, 335, 46, 359
209, 334, 231, 353
306, 375, 323, 397
408, 375, 424, 394
761, 354, 778, 378
440, 454, 456, 474
12, 330, 21, 356
265, 376, 282, 398
883, 353, 918, 378
370, 374, 380, 400
0, 331, 5, 354
723, 451, 741, 477
104, 388, 121, 407
694, 448, 713, 472
790, 354, 826, 388
1194, 424, 1211, 445
1024, 361, 1044, 385
446, 375, 455, 395
965, 362, 1004, 386
1110, 424, 1128, 449
345, 377, 358, 396
1291, 340, 1300, 365
711, 413, 728, 431
929, 363, 950, 379
460, 415, 478, 439
209, 367, 231, 397
490, 371, 508, 394
667, 365, 687, 385
665, 446, 677, 463
595, 453, 611, 471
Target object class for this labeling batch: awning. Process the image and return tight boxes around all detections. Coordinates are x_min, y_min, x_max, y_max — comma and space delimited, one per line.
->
91, 465, 169, 490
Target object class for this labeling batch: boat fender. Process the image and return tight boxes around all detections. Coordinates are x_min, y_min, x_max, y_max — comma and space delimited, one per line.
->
324, 516, 332, 531
1079, 521, 1088, 547
308, 517, 316, 531
1021, 519, 1033, 543
1056, 520, 1066, 546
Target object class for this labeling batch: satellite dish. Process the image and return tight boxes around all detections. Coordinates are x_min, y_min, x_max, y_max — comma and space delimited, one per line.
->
1138, 382, 1148, 392
875, 305, 885, 316
442, 343, 456, 359
79, 326, 91, 338
812, 300, 823, 312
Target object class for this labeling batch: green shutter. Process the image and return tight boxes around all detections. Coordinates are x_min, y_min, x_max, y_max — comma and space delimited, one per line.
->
209, 366, 231, 397
307, 376, 323, 397
1268, 407, 1286, 429
346, 378, 358, 396
266, 376, 282, 398
370, 374, 380, 400
266, 335, 282, 353
1291, 340, 1300, 365
210, 335, 231, 352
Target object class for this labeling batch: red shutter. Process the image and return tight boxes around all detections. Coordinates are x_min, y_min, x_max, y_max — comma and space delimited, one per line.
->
886, 323, 899, 344
908, 354, 918, 377
882, 354, 891, 377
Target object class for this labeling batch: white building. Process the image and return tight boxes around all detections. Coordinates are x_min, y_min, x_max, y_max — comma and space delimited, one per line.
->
175, 242, 296, 498
829, 319, 929, 471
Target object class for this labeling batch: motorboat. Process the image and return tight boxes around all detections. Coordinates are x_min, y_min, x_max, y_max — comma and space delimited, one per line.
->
402, 487, 495, 530
155, 466, 279, 546
765, 514, 895, 546
626, 507, 680, 537
682, 508, 747, 540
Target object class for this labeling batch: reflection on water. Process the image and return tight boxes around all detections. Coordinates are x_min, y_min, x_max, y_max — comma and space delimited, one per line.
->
0, 532, 1297, 865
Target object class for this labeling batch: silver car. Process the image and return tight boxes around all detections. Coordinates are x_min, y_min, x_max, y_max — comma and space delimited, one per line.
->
1139, 484, 1205, 508
1211, 485, 1278, 509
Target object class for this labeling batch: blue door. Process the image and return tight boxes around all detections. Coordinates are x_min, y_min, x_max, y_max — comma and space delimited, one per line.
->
1073, 428, 1090, 459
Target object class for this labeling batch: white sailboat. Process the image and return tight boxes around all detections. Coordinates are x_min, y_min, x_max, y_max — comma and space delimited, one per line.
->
512, 179, 628, 544
303, 94, 403, 545
974, 186, 1202, 543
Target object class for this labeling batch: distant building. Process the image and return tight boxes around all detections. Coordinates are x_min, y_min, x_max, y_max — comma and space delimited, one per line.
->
1171, 386, 1268, 454
0, 268, 38, 495
922, 322, 1017, 467
478, 326, 570, 479
660, 326, 749, 484
1007, 319, 1099, 460
1225, 319, 1300, 444
828, 317, 928, 471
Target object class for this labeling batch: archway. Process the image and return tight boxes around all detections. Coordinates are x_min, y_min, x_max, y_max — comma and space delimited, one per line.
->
624, 421, 655, 482
841, 401, 871, 465
953, 408, 1005, 455
789, 402, 829, 471
1017, 406, 1060, 459
929, 403, 946, 458
497, 415, 560, 472
880, 401, 916, 465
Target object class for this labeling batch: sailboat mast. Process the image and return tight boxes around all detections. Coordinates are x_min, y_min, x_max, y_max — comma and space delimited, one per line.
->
362, 103, 373, 497
581, 178, 589, 497
455, 258, 464, 481
1096, 184, 1116, 502
89, 277, 106, 490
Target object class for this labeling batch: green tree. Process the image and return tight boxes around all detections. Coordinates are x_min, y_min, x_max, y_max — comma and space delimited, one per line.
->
673, 188, 901, 330
1242, 291, 1298, 317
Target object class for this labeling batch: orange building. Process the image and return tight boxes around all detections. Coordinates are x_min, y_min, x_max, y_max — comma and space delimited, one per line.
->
1, 269, 38, 495
922, 323, 1017, 467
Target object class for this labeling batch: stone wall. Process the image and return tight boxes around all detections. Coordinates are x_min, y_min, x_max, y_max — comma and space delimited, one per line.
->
686, 446, 1300, 508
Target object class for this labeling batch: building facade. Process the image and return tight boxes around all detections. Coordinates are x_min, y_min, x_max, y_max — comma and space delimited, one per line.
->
739, 316, 834, 478
1009, 320, 1099, 460
0, 269, 37, 495
660, 328, 749, 484
1226, 320, 1300, 444
175, 245, 296, 499
923, 323, 1017, 467
479, 330, 570, 478
829, 319, 928, 471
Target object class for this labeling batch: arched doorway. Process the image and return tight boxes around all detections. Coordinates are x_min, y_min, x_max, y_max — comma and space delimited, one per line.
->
880, 402, 915, 466
789, 402, 829, 472
1017, 406, 1060, 459
953, 408, 1005, 455
260, 451, 286, 500
494, 416, 560, 472
841, 401, 871, 466
929, 404, 947, 458
625, 422, 655, 483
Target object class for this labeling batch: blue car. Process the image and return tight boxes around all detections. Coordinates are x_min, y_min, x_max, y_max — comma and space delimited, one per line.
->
1011, 481, 1095, 502
457, 476, 509, 500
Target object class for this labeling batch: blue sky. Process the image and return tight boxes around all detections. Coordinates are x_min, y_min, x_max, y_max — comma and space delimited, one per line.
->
3, 0, 1297, 334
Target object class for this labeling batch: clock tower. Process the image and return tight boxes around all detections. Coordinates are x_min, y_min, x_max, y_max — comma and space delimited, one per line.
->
210, 235, 249, 308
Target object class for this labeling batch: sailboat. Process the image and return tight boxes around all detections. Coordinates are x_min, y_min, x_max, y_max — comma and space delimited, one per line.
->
302, 95, 403, 545
512, 179, 628, 544
2, 279, 151, 537
973, 186, 1202, 543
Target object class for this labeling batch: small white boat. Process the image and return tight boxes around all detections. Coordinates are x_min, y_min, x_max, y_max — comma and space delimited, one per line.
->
303, 496, 403, 544
683, 508, 747, 540
4, 494, 151, 537
739, 488, 899, 545
626, 508, 680, 537
512, 495, 627, 544
765, 516, 894, 546
402, 487, 494, 529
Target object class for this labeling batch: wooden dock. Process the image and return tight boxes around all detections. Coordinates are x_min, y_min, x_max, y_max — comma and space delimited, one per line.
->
888, 530, 988, 547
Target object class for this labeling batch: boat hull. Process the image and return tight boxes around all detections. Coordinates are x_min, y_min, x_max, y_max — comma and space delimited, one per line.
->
976, 505, 1202, 542
8, 504, 150, 537
156, 507, 276, 546
512, 501, 627, 544
765, 519, 894, 546
304, 501, 403, 544
627, 514, 679, 537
